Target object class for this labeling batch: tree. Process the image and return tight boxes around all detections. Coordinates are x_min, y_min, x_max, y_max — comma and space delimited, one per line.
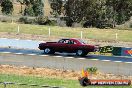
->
64, 0, 83, 22
32, 0, 44, 16
50, 0, 132, 28
64, 0, 99, 26
106, 0, 132, 25
1, 0, 13, 15
23, 0, 33, 16
23, 0, 44, 16
17, 0, 24, 14
24, 5, 34, 16
49, 0, 63, 16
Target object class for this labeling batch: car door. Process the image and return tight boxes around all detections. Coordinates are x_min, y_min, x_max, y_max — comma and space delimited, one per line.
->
55, 39, 68, 52
65, 40, 78, 53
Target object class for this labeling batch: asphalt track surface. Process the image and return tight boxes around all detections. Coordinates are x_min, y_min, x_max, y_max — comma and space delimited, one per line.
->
0, 38, 131, 63
0, 48, 132, 63
0, 48, 132, 76
0, 38, 132, 75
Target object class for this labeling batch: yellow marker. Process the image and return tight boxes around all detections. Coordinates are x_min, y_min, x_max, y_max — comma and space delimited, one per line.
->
81, 68, 88, 77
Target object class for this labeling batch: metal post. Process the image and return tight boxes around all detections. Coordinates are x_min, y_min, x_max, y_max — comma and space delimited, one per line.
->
49, 27, 50, 37
17, 25, 20, 34
81, 31, 83, 39
3, 83, 6, 88
11, 18, 13, 24
115, 33, 118, 40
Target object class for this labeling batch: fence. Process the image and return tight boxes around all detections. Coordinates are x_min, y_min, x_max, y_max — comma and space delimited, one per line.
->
1, 23, 130, 42
16, 26, 119, 40
0, 82, 63, 88
1, 23, 131, 48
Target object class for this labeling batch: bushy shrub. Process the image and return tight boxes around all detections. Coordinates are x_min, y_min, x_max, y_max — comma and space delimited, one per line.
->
19, 17, 35, 24
0, 16, 12, 23
35, 16, 48, 25
87, 67, 98, 74
130, 23, 132, 28
1, 19, 8, 22
19, 17, 27, 23
48, 20, 57, 26
36, 16, 57, 26
18, 16, 57, 26
66, 18, 73, 27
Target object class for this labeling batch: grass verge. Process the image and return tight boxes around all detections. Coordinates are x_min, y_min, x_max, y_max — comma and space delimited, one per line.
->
0, 22, 132, 42
0, 74, 131, 88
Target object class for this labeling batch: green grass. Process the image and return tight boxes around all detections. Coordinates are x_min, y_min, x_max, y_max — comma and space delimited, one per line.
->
0, 74, 131, 88
0, 22, 132, 42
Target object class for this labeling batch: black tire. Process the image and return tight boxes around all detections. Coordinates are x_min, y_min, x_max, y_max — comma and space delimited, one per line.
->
79, 77, 91, 86
76, 50, 88, 56
44, 48, 55, 54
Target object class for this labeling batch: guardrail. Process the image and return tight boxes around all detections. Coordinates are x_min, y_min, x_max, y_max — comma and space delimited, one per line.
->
0, 82, 63, 88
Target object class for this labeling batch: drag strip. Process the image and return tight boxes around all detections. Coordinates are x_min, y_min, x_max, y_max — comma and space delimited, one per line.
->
0, 38, 132, 76
0, 48, 132, 63
0, 38, 131, 63
0, 53, 132, 76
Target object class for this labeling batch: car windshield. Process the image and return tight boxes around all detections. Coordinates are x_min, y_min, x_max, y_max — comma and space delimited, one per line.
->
78, 39, 86, 44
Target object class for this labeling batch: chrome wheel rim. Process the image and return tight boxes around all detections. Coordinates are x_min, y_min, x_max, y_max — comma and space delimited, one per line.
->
77, 50, 83, 55
44, 48, 50, 53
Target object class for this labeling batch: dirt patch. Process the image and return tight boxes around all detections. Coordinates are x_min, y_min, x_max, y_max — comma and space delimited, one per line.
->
0, 65, 131, 80
0, 32, 132, 47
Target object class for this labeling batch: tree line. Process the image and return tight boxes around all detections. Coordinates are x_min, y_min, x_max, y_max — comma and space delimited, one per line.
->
50, 0, 132, 28
0, 0, 132, 28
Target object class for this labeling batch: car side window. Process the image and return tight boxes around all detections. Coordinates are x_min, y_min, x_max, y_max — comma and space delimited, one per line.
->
58, 40, 64, 43
58, 39, 69, 44
64, 40, 69, 44
68, 40, 76, 44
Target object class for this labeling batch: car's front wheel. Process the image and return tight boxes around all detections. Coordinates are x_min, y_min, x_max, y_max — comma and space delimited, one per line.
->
76, 50, 88, 56
44, 48, 55, 54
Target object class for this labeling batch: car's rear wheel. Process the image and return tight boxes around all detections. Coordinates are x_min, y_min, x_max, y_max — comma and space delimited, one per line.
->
76, 50, 88, 56
44, 48, 55, 54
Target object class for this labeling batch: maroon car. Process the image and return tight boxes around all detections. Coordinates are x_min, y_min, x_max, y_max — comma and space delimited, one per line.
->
38, 38, 96, 56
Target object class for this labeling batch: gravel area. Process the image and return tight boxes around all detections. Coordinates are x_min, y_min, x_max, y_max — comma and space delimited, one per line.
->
0, 65, 132, 80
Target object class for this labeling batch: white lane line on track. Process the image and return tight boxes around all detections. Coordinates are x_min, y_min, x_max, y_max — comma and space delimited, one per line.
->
113, 55, 132, 58
124, 62, 132, 64
39, 55, 49, 57
0, 52, 11, 54
90, 59, 99, 61
101, 60, 111, 62
0, 51, 130, 63
77, 58, 85, 60
53, 56, 63, 58
14, 53, 24, 55
65, 57, 74, 59
114, 61, 122, 63
27, 54, 37, 56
